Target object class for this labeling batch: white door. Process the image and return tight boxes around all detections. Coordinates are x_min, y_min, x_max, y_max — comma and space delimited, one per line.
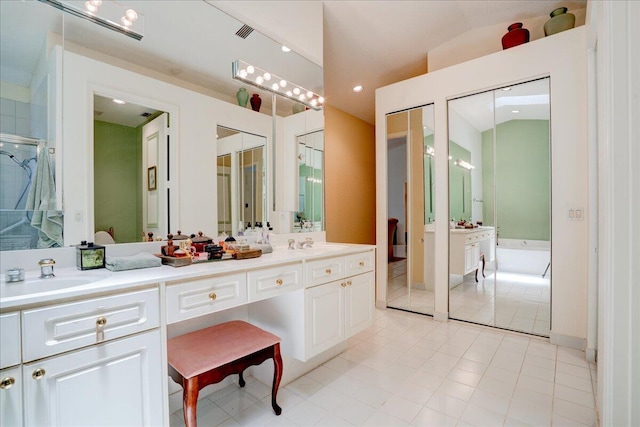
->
23, 330, 163, 427
0, 366, 22, 427
345, 272, 375, 337
305, 281, 345, 357
142, 113, 173, 237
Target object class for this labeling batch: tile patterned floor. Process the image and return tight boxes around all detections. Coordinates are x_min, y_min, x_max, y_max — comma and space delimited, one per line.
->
170, 308, 598, 426
387, 260, 550, 336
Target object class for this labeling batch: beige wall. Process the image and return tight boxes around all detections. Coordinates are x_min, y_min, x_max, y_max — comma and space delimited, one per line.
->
324, 105, 376, 244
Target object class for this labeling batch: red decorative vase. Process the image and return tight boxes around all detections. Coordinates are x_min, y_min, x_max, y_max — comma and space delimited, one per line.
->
501, 23, 530, 50
250, 94, 262, 112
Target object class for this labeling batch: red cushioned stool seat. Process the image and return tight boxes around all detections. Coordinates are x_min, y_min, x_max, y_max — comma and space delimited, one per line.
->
168, 320, 283, 426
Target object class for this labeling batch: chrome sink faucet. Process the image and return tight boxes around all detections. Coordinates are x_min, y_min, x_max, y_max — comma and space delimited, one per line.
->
5, 267, 25, 283
297, 237, 314, 249
38, 258, 55, 279
288, 239, 296, 250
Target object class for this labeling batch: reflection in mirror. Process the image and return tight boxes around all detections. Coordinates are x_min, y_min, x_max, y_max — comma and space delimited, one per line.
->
448, 78, 551, 337
296, 130, 324, 232
0, 1, 63, 250
386, 105, 435, 316
93, 95, 165, 243
216, 126, 266, 236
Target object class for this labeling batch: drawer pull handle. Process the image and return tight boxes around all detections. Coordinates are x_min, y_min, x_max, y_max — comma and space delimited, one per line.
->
32, 369, 46, 380
326, 268, 332, 275
96, 316, 107, 343
359, 261, 365, 267
209, 293, 217, 301
0, 377, 15, 390
276, 279, 283, 286
341, 282, 346, 287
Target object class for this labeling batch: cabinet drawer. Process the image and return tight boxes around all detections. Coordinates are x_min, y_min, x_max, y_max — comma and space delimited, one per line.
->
345, 251, 374, 277
0, 312, 20, 369
22, 288, 160, 362
305, 256, 345, 288
248, 263, 302, 302
166, 273, 247, 324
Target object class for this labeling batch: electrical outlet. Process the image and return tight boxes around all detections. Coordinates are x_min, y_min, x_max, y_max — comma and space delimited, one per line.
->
568, 207, 584, 221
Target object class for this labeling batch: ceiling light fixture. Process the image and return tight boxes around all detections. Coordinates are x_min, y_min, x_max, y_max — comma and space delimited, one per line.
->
454, 159, 475, 170
502, 87, 512, 91
353, 85, 364, 93
112, 99, 126, 105
233, 60, 323, 110
282, 46, 291, 53
512, 109, 520, 113
38, 0, 145, 41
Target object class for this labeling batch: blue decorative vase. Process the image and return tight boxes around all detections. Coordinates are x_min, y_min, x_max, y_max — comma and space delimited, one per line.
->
236, 88, 249, 107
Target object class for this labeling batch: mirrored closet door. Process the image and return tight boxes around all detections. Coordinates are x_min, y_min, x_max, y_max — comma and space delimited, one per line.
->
448, 78, 551, 336
386, 104, 435, 315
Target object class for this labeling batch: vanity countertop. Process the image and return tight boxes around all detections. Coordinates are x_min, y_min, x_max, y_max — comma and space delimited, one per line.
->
423, 225, 494, 233
0, 243, 374, 311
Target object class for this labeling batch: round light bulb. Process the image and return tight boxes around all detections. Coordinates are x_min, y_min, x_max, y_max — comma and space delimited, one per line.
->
299, 94, 306, 101
293, 87, 301, 95
246, 65, 255, 74
318, 96, 324, 103
279, 80, 287, 88
85, 1, 97, 12
281, 46, 291, 52
121, 16, 132, 27
239, 69, 248, 78
286, 91, 293, 97
89, 0, 102, 6
310, 99, 318, 106
256, 76, 264, 85
272, 83, 279, 91
263, 72, 271, 81
307, 91, 313, 98
125, 9, 138, 21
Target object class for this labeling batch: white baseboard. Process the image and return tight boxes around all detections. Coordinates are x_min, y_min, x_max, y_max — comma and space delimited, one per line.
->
550, 332, 586, 350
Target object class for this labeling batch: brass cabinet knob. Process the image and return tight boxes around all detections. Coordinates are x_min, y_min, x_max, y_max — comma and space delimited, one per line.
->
0, 377, 15, 390
276, 279, 283, 286
348, 281, 353, 286
32, 369, 46, 380
359, 261, 365, 267
341, 282, 346, 287
96, 317, 107, 327
208, 293, 217, 301
326, 268, 332, 275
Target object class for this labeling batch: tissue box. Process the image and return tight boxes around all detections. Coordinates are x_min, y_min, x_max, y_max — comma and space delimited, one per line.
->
76, 242, 106, 270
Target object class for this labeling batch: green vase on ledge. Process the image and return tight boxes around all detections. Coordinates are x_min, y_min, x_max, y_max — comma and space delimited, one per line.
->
544, 7, 575, 36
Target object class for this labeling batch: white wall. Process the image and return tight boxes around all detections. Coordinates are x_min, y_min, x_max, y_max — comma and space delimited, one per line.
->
63, 51, 274, 245
376, 27, 589, 343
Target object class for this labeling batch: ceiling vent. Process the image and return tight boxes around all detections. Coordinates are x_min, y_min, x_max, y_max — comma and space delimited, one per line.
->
140, 112, 152, 117
235, 24, 254, 39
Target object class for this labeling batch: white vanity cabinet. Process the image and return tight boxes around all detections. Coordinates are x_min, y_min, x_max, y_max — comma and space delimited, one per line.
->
5, 287, 163, 427
304, 251, 375, 358
1, 365, 22, 427
449, 227, 496, 276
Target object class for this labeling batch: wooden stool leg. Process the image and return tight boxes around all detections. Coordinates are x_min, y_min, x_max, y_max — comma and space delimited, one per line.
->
239, 371, 246, 387
183, 377, 200, 427
271, 343, 283, 415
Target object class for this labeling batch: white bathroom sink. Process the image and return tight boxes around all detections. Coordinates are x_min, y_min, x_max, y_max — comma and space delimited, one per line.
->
1, 270, 111, 298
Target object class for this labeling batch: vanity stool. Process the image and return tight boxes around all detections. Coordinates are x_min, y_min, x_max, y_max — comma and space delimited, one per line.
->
167, 320, 283, 427
475, 253, 486, 282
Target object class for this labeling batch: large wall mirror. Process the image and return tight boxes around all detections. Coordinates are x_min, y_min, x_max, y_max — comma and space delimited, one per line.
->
448, 78, 551, 337
217, 126, 267, 236
386, 104, 435, 316
296, 130, 324, 232
0, 1, 323, 251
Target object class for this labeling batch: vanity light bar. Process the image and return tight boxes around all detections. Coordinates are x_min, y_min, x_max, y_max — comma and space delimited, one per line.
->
38, 0, 144, 41
232, 60, 323, 111
454, 159, 475, 170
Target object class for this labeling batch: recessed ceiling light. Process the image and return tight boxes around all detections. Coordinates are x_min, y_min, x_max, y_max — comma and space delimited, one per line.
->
112, 99, 126, 105
503, 87, 512, 91
353, 85, 364, 93
512, 109, 520, 113
281, 46, 291, 53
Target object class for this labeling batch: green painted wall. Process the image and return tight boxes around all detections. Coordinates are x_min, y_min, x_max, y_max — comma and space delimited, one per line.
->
449, 141, 472, 221
94, 121, 142, 243
482, 119, 550, 241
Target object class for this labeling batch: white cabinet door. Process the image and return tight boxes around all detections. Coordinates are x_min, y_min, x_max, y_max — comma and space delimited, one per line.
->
0, 312, 20, 370
345, 272, 374, 337
23, 330, 163, 427
305, 281, 345, 357
0, 366, 22, 427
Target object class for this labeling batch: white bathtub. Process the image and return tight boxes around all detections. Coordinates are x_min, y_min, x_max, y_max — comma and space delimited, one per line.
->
496, 238, 550, 276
